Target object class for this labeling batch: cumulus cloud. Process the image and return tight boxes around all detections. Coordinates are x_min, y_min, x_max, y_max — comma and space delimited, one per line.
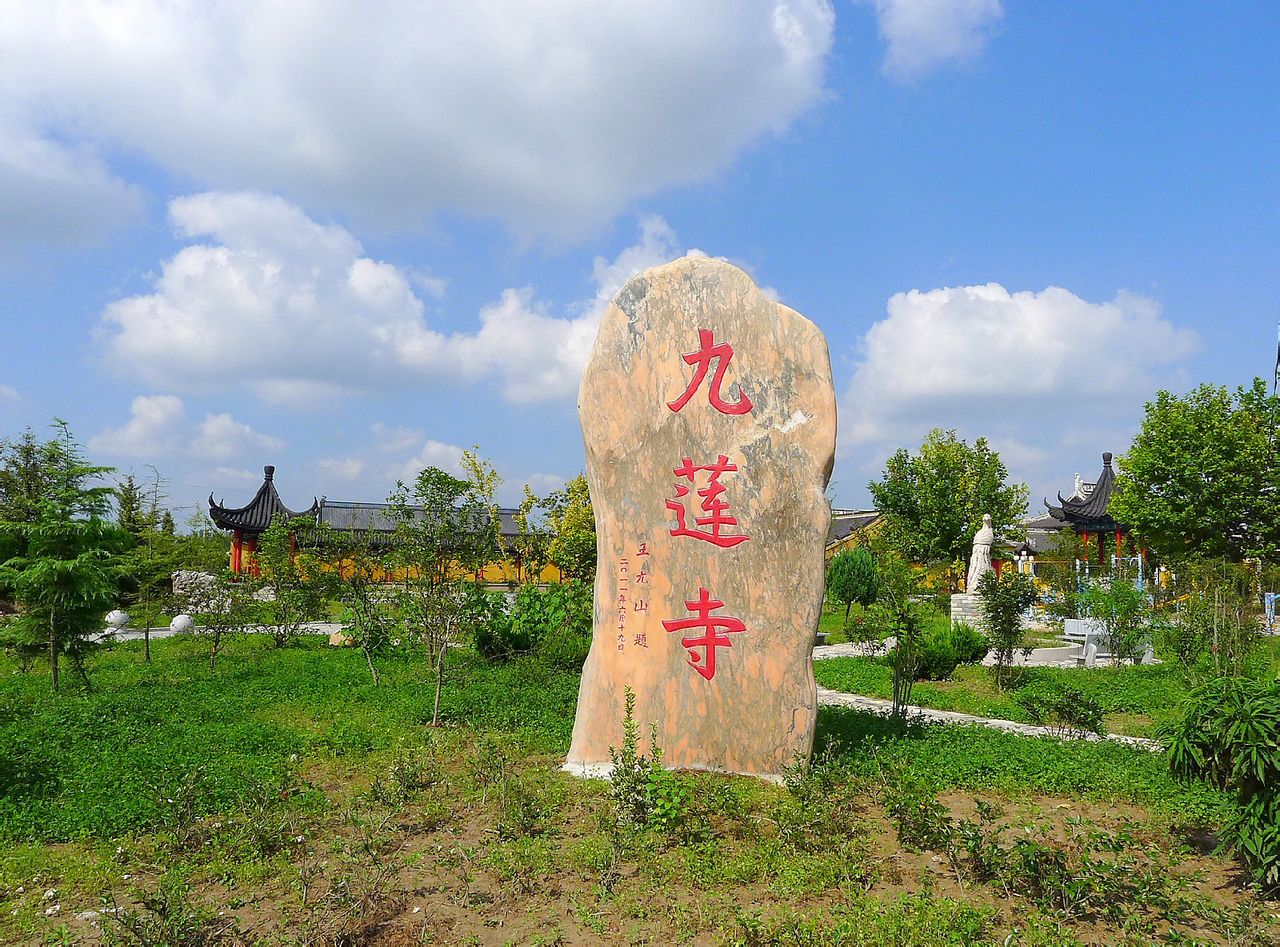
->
840, 282, 1198, 498
865, 0, 1002, 80
101, 192, 686, 404
0, 113, 141, 252
1, 1, 833, 237
89, 394, 282, 460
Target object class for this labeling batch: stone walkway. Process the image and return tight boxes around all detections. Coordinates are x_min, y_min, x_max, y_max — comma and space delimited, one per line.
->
814, 686, 1160, 750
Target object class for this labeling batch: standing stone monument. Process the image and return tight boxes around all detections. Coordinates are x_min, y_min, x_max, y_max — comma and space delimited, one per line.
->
565, 256, 836, 780
951, 513, 994, 626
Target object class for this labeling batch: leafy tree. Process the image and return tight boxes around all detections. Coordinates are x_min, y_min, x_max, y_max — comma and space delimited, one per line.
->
254, 515, 333, 648
183, 569, 256, 671
543, 474, 596, 580
826, 547, 879, 626
865, 551, 927, 717
0, 422, 131, 689
116, 468, 184, 660
1078, 577, 1150, 666
389, 451, 501, 727
331, 528, 394, 684
977, 569, 1037, 688
1109, 379, 1280, 562
1167, 677, 1280, 891
0, 427, 66, 528
869, 428, 1028, 572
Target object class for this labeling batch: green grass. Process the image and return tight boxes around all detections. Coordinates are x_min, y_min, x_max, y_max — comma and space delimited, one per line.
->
814, 637, 1280, 738
0, 633, 1263, 945
0, 635, 580, 842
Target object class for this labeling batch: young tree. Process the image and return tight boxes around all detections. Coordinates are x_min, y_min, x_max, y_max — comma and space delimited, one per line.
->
183, 569, 257, 671
866, 552, 926, 718
254, 515, 332, 648
389, 451, 501, 726
1078, 577, 1150, 665
331, 529, 394, 684
543, 474, 596, 581
826, 547, 879, 626
0, 422, 131, 689
116, 468, 184, 661
978, 569, 1037, 688
869, 428, 1028, 570
1109, 379, 1280, 563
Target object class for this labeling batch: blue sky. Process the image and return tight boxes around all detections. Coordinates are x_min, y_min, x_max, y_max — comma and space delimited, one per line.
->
1, 1, 1277, 522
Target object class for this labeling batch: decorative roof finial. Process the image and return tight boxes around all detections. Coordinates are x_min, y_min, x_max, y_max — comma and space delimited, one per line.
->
264, 465, 275, 480
1102, 452, 1112, 467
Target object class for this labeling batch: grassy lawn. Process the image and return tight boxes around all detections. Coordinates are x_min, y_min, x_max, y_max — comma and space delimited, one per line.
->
0, 636, 1274, 944
815, 638, 1280, 739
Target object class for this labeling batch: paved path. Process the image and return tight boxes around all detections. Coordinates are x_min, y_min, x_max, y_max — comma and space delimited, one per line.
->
814, 685, 1160, 750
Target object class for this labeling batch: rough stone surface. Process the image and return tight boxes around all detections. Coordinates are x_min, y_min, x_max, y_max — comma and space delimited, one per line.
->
566, 256, 835, 779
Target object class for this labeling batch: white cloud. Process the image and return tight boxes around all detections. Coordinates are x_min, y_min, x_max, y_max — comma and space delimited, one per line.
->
865, 0, 1002, 81
191, 413, 283, 461
2, 1, 834, 237
0, 384, 19, 405
89, 394, 282, 461
0, 113, 141, 252
395, 440, 467, 484
316, 457, 365, 481
840, 282, 1198, 501
101, 192, 687, 404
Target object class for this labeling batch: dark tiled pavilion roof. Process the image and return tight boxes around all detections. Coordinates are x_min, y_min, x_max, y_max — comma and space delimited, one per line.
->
208, 465, 319, 535
1045, 452, 1123, 533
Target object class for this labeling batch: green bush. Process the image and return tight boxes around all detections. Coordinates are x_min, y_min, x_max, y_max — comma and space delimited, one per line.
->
476, 580, 593, 669
1015, 680, 1105, 737
950, 621, 990, 664
1166, 676, 1280, 891
914, 630, 959, 681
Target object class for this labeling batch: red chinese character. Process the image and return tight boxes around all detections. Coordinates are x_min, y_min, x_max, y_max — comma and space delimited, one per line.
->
633, 633, 648, 648
635, 542, 650, 556
662, 587, 746, 681
635, 570, 649, 584
634, 599, 648, 612
666, 329, 753, 415
666, 455, 749, 548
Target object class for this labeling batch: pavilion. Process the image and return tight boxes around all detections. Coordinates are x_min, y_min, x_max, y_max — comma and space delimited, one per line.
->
1044, 451, 1133, 564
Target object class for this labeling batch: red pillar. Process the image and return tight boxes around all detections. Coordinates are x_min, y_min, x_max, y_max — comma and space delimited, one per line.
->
245, 538, 259, 577
1116, 531, 1124, 560
994, 559, 1004, 578
231, 530, 243, 573
1081, 531, 1089, 562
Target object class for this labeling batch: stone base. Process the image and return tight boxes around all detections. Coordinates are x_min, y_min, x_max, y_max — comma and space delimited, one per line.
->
950, 593, 982, 627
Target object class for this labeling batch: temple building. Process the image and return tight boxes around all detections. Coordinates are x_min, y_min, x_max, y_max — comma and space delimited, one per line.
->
209, 465, 560, 584
208, 466, 318, 575
1043, 451, 1133, 564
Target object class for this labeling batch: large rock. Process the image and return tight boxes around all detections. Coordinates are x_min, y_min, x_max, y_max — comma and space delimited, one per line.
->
566, 256, 836, 780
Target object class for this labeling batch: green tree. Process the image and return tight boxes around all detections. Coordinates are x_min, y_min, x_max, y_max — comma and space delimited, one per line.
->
826, 547, 879, 626
1078, 577, 1151, 666
543, 474, 596, 581
1109, 379, 1280, 562
865, 551, 927, 718
869, 429, 1028, 572
389, 451, 501, 726
0, 422, 131, 689
116, 468, 184, 660
330, 527, 394, 684
978, 569, 1037, 688
254, 515, 333, 648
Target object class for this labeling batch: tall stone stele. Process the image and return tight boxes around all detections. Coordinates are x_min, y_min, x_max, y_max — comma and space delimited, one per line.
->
565, 256, 836, 780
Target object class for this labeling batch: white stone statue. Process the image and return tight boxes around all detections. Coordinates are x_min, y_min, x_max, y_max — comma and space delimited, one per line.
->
966, 513, 994, 594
